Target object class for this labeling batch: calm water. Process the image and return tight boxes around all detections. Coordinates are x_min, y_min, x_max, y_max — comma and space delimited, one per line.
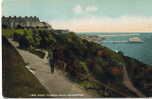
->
78, 33, 152, 65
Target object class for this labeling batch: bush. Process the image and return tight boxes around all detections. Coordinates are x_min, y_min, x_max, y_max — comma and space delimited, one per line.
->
13, 32, 21, 41
18, 34, 31, 49
79, 61, 89, 74
25, 34, 35, 46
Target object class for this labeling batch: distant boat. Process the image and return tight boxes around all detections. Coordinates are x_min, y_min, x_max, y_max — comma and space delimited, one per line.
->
115, 50, 119, 53
128, 37, 144, 43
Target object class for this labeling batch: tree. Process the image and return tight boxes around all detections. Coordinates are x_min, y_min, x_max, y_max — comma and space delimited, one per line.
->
13, 33, 21, 41
18, 34, 30, 49
16, 25, 24, 29
2, 24, 8, 29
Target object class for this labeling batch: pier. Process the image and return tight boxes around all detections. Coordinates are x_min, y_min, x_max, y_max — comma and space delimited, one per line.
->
102, 41, 128, 43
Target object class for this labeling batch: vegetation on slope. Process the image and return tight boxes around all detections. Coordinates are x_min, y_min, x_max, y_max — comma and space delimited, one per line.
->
2, 36, 49, 98
2, 29, 152, 97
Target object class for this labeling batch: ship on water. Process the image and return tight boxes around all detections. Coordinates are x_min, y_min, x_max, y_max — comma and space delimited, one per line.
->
128, 37, 144, 43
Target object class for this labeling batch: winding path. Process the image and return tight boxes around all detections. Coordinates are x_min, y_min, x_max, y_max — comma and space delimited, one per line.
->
122, 65, 145, 97
9, 39, 93, 98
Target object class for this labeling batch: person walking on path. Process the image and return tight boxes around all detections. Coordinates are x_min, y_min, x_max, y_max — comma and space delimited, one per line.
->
48, 48, 55, 74
48, 47, 58, 74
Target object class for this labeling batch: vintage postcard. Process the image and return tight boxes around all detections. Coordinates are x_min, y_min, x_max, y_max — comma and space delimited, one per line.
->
2, 0, 152, 98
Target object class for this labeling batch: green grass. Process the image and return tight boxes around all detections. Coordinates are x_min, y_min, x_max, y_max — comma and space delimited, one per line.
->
2, 29, 33, 38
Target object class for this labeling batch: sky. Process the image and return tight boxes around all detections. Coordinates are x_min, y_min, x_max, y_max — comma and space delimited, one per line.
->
2, 0, 152, 32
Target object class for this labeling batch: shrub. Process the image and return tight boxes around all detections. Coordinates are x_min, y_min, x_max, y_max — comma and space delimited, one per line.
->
79, 61, 89, 74
13, 32, 21, 41
18, 34, 31, 49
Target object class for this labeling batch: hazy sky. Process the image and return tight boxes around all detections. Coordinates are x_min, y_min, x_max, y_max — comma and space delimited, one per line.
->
3, 0, 152, 32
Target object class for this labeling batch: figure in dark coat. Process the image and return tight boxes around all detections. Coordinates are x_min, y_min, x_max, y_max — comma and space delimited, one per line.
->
48, 48, 58, 74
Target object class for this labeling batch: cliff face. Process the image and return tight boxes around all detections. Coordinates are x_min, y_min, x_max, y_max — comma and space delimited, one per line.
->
2, 16, 52, 29
2, 36, 48, 98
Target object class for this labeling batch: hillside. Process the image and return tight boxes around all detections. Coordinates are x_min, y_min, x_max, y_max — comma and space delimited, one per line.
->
8, 39, 94, 98
2, 36, 49, 98
2, 29, 152, 97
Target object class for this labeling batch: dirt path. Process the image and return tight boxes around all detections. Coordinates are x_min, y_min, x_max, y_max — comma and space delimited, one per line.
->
9, 40, 93, 98
122, 65, 145, 97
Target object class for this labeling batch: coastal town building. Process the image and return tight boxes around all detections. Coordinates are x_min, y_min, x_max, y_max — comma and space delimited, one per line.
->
2, 16, 52, 29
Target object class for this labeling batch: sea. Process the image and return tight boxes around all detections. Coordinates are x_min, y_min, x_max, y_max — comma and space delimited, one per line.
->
77, 32, 152, 65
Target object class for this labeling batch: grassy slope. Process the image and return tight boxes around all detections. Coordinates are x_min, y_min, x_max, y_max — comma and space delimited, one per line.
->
2, 29, 32, 38
123, 56, 152, 96
2, 36, 49, 98
2, 29, 152, 97
48, 31, 152, 97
